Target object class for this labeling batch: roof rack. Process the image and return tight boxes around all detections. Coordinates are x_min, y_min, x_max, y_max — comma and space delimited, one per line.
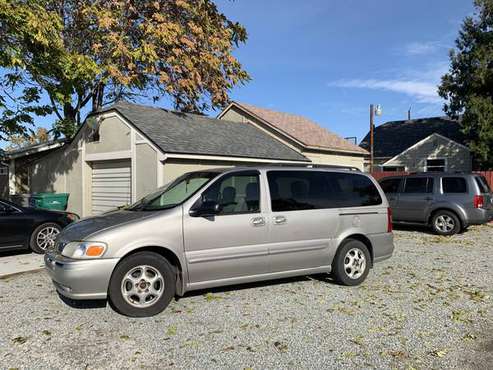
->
305, 164, 361, 172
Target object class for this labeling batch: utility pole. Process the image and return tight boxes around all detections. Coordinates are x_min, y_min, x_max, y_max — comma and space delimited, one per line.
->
369, 104, 382, 173
370, 104, 374, 173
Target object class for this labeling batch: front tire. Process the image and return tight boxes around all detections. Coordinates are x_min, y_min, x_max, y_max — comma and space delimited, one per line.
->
332, 239, 371, 286
30, 223, 61, 254
431, 210, 460, 236
108, 252, 176, 317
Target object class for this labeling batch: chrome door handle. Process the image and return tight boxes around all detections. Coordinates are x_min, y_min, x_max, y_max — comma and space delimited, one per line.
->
251, 216, 265, 227
273, 215, 287, 225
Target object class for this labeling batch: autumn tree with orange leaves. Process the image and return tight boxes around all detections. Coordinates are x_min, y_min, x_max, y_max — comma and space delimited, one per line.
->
0, 0, 249, 139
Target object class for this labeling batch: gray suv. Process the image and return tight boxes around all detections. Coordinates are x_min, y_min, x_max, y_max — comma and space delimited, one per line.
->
45, 167, 394, 317
379, 173, 493, 235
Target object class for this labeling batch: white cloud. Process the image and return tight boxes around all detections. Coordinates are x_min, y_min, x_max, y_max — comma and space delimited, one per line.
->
328, 62, 450, 105
329, 78, 442, 104
404, 41, 443, 56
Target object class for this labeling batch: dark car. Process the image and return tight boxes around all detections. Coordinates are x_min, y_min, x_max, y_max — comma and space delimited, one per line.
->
379, 173, 493, 235
0, 199, 79, 254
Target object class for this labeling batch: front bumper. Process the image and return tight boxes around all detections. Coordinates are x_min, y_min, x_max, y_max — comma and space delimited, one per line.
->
44, 252, 119, 300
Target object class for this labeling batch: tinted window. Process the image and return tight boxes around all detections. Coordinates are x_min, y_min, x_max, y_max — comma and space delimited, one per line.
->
201, 172, 260, 215
442, 177, 467, 193
379, 178, 401, 194
404, 178, 433, 193
0, 201, 15, 213
475, 176, 491, 193
267, 171, 382, 211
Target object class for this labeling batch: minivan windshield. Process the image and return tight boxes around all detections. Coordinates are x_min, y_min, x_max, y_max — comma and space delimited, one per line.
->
128, 171, 217, 211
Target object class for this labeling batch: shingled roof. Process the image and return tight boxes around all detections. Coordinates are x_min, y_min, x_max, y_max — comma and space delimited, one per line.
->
360, 116, 467, 158
98, 101, 309, 162
231, 102, 368, 155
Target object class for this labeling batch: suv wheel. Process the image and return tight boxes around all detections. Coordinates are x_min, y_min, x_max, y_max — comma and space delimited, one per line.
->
30, 223, 61, 254
431, 210, 460, 236
109, 252, 176, 317
332, 239, 371, 286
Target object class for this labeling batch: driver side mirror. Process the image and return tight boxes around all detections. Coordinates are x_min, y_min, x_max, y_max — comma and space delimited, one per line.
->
189, 200, 222, 217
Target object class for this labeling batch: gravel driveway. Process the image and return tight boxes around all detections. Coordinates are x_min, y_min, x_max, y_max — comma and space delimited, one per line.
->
0, 225, 491, 369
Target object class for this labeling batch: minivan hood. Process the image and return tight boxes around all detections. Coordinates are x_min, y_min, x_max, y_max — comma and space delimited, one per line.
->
57, 210, 155, 242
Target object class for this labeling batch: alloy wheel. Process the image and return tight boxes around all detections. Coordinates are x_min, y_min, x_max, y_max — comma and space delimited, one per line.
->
435, 215, 455, 233
36, 226, 60, 251
121, 265, 165, 308
343, 248, 366, 279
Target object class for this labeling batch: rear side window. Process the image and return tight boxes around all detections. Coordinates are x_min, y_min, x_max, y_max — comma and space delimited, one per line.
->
267, 171, 382, 211
379, 178, 401, 194
442, 177, 467, 193
404, 178, 433, 193
475, 176, 491, 193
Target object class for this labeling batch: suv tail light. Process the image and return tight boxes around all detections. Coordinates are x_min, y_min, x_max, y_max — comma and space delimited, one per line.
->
474, 195, 484, 209
387, 207, 393, 232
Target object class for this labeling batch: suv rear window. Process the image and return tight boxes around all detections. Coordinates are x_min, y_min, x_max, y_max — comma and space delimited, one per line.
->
267, 171, 382, 211
379, 178, 401, 193
442, 177, 467, 193
404, 177, 433, 193
475, 176, 491, 193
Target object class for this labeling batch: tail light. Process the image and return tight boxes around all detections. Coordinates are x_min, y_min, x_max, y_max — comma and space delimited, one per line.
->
474, 195, 484, 209
387, 207, 393, 233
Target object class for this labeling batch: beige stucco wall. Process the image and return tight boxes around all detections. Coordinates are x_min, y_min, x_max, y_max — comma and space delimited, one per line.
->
220, 105, 366, 171
85, 115, 131, 154
30, 136, 84, 214
383, 135, 472, 172
0, 170, 8, 198
136, 143, 157, 199
302, 150, 365, 170
162, 159, 237, 185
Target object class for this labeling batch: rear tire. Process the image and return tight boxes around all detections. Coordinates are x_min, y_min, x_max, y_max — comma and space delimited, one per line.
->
108, 252, 176, 317
332, 239, 371, 286
431, 210, 460, 236
29, 223, 61, 254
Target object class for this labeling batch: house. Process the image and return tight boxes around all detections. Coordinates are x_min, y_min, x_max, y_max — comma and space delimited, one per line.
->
360, 116, 471, 173
3, 101, 365, 217
219, 102, 368, 169
0, 161, 8, 198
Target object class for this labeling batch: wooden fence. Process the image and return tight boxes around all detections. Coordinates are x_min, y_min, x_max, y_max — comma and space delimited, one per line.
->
370, 171, 493, 189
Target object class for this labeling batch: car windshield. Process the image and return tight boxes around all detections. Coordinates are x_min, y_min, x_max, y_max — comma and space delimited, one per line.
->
128, 171, 217, 211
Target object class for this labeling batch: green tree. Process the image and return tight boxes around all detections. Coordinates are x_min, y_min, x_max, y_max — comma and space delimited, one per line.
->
0, 0, 249, 140
439, 0, 493, 168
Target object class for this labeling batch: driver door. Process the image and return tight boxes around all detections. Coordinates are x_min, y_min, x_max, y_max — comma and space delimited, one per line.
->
0, 201, 29, 249
183, 170, 270, 288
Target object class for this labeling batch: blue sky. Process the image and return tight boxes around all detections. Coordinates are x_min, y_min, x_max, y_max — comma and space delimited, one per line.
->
1, 0, 474, 148
212, 0, 473, 141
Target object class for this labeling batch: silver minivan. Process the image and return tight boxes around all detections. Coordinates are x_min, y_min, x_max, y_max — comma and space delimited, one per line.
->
45, 167, 394, 317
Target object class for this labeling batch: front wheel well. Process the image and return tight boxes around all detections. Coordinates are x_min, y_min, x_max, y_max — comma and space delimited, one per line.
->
339, 234, 374, 267
118, 246, 184, 295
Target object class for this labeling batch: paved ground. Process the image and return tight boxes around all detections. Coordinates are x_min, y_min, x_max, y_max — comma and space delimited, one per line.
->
0, 250, 44, 278
0, 225, 491, 369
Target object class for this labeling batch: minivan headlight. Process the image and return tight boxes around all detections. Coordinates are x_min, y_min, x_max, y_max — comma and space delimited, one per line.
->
61, 241, 107, 259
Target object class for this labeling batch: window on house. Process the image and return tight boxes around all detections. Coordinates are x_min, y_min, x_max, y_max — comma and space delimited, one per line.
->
426, 159, 446, 172
0, 167, 7, 176
382, 166, 406, 172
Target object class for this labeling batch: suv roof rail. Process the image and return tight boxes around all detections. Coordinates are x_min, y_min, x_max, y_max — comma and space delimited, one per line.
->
307, 164, 361, 172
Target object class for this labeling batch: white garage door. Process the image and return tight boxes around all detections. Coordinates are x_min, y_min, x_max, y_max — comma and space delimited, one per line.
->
92, 160, 132, 215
